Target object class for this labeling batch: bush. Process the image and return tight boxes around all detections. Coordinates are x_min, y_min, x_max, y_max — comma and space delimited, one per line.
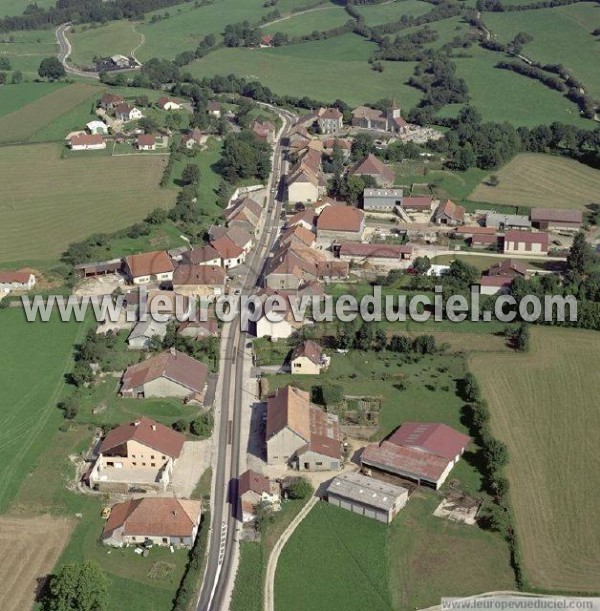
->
173, 419, 188, 433
190, 411, 214, 437
288, 477, 313, 500
58, 396, 79, 420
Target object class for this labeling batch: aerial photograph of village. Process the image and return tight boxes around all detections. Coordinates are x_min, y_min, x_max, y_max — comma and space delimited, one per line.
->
0, 0, 599, 610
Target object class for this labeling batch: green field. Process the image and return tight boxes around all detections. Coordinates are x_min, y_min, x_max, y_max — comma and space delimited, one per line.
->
470, 327, 600, 593
262, 5, 350, 36
68, 21, 143, 67
0, 28, 59, 76
0, 143, 176, 264
0, 0, 54, 16
0, 82, 66, 119
276, 498, 515, 610
356, 0, 432, 26
0, 82, 101, 143
485, 4, 600, 100
0, 309, 85, 512
469, 153, 600, 209
189, 34, 421, 107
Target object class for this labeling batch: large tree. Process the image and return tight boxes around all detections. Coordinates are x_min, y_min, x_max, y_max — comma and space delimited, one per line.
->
44, 561, 108, 611
38, 57, 65, 80
566, 231, 594, 279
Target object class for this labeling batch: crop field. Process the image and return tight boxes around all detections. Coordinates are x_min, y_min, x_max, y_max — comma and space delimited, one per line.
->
0, 515, 75, 611
262, 5, 350, 36
0, 143, 175, 264
355, 0, 432, 26
0, 308, 85, 513
68, 21, 143, 67
189, 34, 421, 107
0, 28, 58, 75
0, 82, 66, 119
0, 82, 100, 143
470, 327, 600, 592
275, 498, 515, 610
485, 4, 600, 100
469, 153, 600, 209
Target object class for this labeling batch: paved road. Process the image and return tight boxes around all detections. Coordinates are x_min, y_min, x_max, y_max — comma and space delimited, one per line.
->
195, 104, 296, 611
55, 23, 100, 80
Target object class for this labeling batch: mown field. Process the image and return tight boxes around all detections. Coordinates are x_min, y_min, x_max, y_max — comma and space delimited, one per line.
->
189, 34, 421, 108
0, 82, 66, 119
470, 327, 600, 593
485, 4, 600, 100
275, 497, 515, 610
0, 143, 175, 264
0, 308, 84, 513
68, 21, 143, 67
0, 28, 58, 76
0, 82, 100, 143
355, 0, 432, 26
469, 153, 600, 209
262, 5, 350, 36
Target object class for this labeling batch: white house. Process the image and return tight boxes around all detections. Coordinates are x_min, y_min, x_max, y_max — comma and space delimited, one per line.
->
115, 103, 144, 122
123, 251, 175, 285
157, 96, 182, 111
0, 271, 36, 292
69, 134, 106, 151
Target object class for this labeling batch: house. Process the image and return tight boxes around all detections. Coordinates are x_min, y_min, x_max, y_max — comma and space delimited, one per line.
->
287, 208, 317, 232
211, 226, 253, 254
486, 258, 529, 278
102, 497, 201, 548
316, 204, 365, 242
172, 264, 226, 296
266, 385, 342, 471
86, 120, 109, 135
251, 120, 276, 143
181, 128, 208, 149
207, 100, 221, 117
99, 93, 124, 111
363, 188, 403, 212
115, 103, 143, 122
503, 230, 549, 255
326, 472, 409, 524
178, 319, 219, 339
401, 196, 433, 213
338, 243, 413, 265
434, 199, 465, 226
479, 275, 514, 296
317, 108, 343, 134
530, 208, 582, 231
349, 154, 395, 187
361, 422, 471, 490
123, 251, 175, 285
225, 197, 262, 234
69, 134, 106, 151
137, 134, 156, 151
182, 245, 222, 267
290, 340, 328, 375
260, 34, 274, 47
211, 235, 245, 269
120, 349, 209, 403
137, 290, 192, 320
351, 99, 408, 133
0, 271, 36, 292
254, 293, 297, 339
323, 138, 352, 158
279, 224, 316, 249
238, 470, 280, 523
287, 149, 323, 204
485, 212, 531, 230
89, 417, 185, 493
156, 96, 182, 111
127, 319, 168, 349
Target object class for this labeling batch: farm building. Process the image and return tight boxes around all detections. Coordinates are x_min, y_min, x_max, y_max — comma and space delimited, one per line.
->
530, 208, 582, 231
119, 348, 208, 403
401, 196, 433, 213
316, 205, 365, 242
102, 498, 201, 548
485, 212, 531, 230
363, 188, 403, 212
326, 472, 409, 524
86, 120, 109, 135
266, 385, 342, 471
469, 234, 500, 249
238, 470, 281, 523
349, 153, 395, 187
89, 417, 185, 493
434, 200, 465, 226
338, 242, 413, 265
127, 319, 168, 350
0, 271, 36, 292
290, 340, 328, 375
123, 250, 175, 285
74, 259, 122, 278
503, 230, 549, 255
361, 422, 470, 490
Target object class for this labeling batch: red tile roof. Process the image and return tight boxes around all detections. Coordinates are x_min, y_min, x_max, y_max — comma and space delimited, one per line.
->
317, 205, 365, 232
388, 422, 470, 461
137, 134, 156, 147
486, 258, 528, 277
402, 196, 433, 210
173, 264, 226, 286
339, 243, 413, 258
505, 230, 549, 248
70, 133, 104, 146
0, 271, 32, 284
124, 251, 174, 278
350, 153, 395, 184
211, 235, 244, 259
290, 340, 323, 365
100, 417, 185, 458
239, 469, 271, 495
530, 208, 582, 224
436, 199, 465, 223
182, 245, 221, 265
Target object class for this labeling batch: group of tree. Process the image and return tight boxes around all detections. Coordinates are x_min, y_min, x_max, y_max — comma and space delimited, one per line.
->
38, 56, 65, 80
173, 411, 214, 438
219, 130, 272, 182
158, 321, 220, 370
69, 328, 126, 387
374, 26, 438, 62
223, 20, 261, 47
41, 560, 108, 611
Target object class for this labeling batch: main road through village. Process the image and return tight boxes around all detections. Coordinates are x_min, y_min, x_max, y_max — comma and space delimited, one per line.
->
196, 105, 296, 611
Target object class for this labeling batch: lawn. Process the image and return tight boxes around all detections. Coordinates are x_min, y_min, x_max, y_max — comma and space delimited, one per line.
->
0, 308, 85, 513
0, 82, 101, 143
355, 0, 432, 26
0, 82, 66, 119
485, 4, 600, 100
189, 34, 421, 108
468, 153, 600, 209
0, 28, 58, 75
275, 502, 392, 611
262, 4, 351, 36
0, 143, 176, 264
469, 327, 600, 592
68, 21, 143, 67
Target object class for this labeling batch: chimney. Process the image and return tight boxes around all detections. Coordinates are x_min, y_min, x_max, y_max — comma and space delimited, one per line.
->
133, 420, 141, 426
151, 424, 156, 431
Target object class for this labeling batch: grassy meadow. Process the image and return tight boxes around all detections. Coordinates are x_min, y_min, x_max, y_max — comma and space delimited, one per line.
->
355, 0, 432, 26
262, 5, 350, 36
0, 82, 66, 119
469, 153, 600, 209
469, 327, 600, 593
0, 29, 58, 76
0, 143, 175, 264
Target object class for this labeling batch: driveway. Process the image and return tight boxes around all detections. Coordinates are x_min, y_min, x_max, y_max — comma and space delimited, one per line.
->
171, 439, 213, 498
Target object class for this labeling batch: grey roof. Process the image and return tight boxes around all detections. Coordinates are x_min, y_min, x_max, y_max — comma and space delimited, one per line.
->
128, 319, 168, 342
364, 188, 404, 198
326, 472, 408, 511
485, 212, 531, 229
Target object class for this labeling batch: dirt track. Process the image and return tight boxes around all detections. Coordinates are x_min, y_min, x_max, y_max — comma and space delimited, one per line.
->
0, 515, 74, 611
